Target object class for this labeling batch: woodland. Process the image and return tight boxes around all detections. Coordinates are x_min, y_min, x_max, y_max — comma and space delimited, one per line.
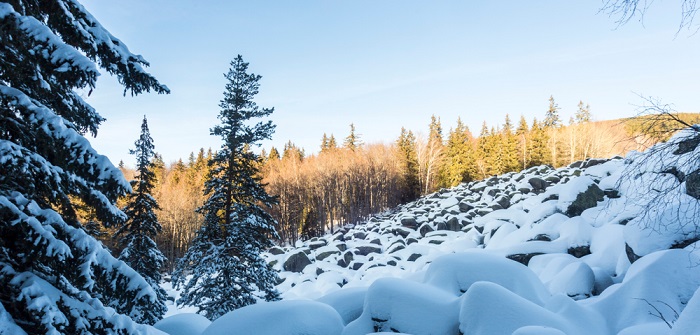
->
109, 105, 700, 270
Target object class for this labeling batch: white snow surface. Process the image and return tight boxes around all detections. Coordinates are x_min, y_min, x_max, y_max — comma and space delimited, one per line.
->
202, 300, 344, 335
156, 130, 700, 335
154, 313, 210, 335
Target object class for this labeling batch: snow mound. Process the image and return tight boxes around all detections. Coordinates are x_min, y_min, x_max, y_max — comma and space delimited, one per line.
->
202, 300, 344, 335
154, 313, 210, 335
423, 251, 550, 304
317, 287, 367, 325
344, 277, 459, 335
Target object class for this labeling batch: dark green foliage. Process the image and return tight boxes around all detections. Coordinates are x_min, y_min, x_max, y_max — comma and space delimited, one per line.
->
397, 127, 421, 202
345, 123, 362, 150
0, 0, 168, 333
543, 95, 561, 128
173, 55, 280, 320
528, 118, 549, 167
440, 118, 476, 187
114, 116, 167, 324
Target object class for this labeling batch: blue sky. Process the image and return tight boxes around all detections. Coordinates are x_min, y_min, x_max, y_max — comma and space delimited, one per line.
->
81, 1, 700, 165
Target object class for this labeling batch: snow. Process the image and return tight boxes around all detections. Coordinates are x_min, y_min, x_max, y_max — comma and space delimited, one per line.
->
343, 277, 460, 335
512, 326, 567, 335
0, 302, 27, 335
670, 286, 700, 335
423, 252, 550, 304
316, 287, 367, 325
177, 137, 696, 335
459, 281, 569, 335
585, 249, 700, 333
154, 314, 211, 335
202, 300, 344, 335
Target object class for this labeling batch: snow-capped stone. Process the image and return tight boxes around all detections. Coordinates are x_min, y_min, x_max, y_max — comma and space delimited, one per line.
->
283, 251, 312, 273
155, 313, 211, 335
203, 300, 344, 335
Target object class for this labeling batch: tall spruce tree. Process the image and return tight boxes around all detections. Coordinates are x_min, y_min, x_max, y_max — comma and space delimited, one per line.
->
501, 114, 520, 173
423, 115, 445, 193
0, 1, 169, 333
344, 123, 362, 150
528, 118, 549, 167
441, 118, 476, 187
544, 95, 562, 166
396, 127, 421, 202
173, 55, 280, 319
516, 115, 530, 170
115, 116, 167, 323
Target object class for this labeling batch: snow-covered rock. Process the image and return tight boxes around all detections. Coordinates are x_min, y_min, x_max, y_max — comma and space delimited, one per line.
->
154, 313, 210, 335
202, 300, 344, 335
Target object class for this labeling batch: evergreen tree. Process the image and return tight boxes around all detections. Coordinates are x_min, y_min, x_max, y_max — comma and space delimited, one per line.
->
173, 55, 280, 319
489, 126, 506, 175
0, 1, 169, 333
321, 133, 330, 152
423, 115, 445, 193
476, 121, 494, 178
575, 100, 592, 123
501, 114, 519, 173
396, 127, 421, 202
344, 123, 362, 150
283, 140, 304, 161
269, 147, 281, 160
543, 95, 561, 128
516, 115, 530, 170
441, 118, 476, 187
115, 116, 167, 323
543, 95, 562, 166
528, 118, 549, 167
328, 134, 338, 149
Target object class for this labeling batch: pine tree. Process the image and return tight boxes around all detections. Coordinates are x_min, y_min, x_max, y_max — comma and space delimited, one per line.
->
528, 118, 549, 167
441, 118, 476, 187
115, 116, 168, 323
476, 121, 493, 178
543, 95, 562, 166
396, 127, 421, 202
516, 115, 530, 170
344, 123, 362, 150
269, 147, 281, 160
575, 100, 591, 123
173, 55, 280, 320
321, 133, 330, 152
328, 134, 338, 150
501, 114, 520, 173
0, 1, 169, 333
422, 115, 445, 193
543, 95, 561, 128
283, 140, 304, 161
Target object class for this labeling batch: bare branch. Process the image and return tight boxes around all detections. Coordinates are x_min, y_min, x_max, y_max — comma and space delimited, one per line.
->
601, 0, 700, 33
633, 298, 674, 328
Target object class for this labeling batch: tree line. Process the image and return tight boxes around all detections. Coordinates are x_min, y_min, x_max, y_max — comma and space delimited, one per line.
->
114, 96, 690, 251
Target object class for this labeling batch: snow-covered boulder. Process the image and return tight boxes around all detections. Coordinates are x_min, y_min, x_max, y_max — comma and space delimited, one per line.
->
343, 278, 459, 335
154, 313, 211, 335
202, 300, 344, 335
317, 287, 367, 325
585, 249, 700, 333
423, 252, 550, 304
283, 251, 312, 273
670, 286, 700, 335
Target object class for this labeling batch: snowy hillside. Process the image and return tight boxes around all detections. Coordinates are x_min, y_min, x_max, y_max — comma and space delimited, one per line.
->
159, 128, 700, 335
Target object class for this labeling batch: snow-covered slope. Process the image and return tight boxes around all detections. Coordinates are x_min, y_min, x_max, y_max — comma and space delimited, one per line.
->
164, 128, 700, 335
